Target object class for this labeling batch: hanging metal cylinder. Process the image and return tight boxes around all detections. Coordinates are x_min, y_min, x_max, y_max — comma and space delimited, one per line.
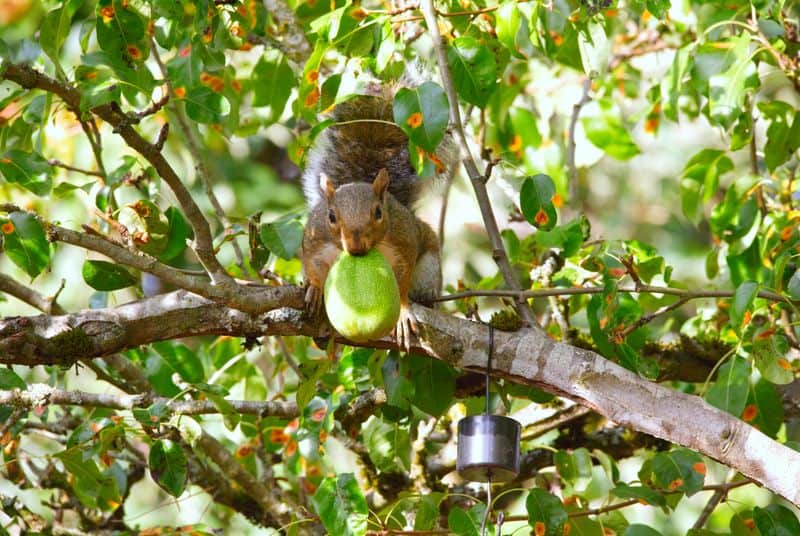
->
456, 413, 520, 482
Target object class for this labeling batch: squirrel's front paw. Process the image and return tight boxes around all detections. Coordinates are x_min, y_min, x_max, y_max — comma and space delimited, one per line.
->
304, 284, 324, 318
393, 305, 418, 352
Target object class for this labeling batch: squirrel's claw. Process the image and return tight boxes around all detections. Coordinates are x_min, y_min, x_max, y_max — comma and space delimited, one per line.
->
304, 284, 323, 318
394, 305, 418, 352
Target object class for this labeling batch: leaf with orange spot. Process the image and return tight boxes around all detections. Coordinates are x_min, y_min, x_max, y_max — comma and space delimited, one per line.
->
520, 174, 558, 231
406, 111, 423, 128
526, 489, 567, 536
692, 462, 707, 475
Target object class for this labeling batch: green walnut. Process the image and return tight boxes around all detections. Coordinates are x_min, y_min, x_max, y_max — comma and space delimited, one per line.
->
324, 249, 400, 342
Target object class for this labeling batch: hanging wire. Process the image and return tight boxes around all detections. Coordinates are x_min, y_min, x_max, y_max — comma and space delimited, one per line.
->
480, 323, 495, 536
485, 323, 494, 415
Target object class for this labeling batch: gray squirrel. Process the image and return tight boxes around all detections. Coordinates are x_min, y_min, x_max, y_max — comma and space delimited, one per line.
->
301, 81, 457, 349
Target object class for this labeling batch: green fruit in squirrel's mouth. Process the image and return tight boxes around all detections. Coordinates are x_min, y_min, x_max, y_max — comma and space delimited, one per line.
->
324, 249, 401, 342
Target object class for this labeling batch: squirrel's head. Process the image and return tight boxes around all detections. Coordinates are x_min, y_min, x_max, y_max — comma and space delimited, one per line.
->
323, 169, 390, 256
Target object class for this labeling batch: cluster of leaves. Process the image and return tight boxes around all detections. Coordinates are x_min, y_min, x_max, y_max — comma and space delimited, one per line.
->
2, 0, 800, 534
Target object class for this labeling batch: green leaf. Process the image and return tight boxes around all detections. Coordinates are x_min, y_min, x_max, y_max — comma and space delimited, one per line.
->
535, 217, 589, 258
752, 332, 794, 385
578, 21, 610, 78
252, 50, 294, 122
2, 212, 50, 279
363, 416, 411, 473
448, 505, 485, 536
611, 483, 666, 507
496, 3, 534, 58
82, 260, 137, 291
55, 447, 121, 509
509, 107, 542, 150
40, 0, 82, 75
393, 82, 450, 152
159, 207, 190, 261
787, 270, 800, 300
649, 448, 706, 496
708, 34, 759, 128
79, 78, 121, 114
153, 342, 205, 384
95, 0, 148, 64
555, 448, 593, 492
662, 45, 694, 122
526, 489, 567, 536
406, 354, 457, 417
731, 280, 759, 330
753, 504, 800, 536
414, 493, 444, 530
681, 149, 733, 213
311, 474, 368, 536
260, 217, 303, 260
0, 368, 26, 390
447, 37, 497, 107
520, 174, 558, 231
582, 100, 640, 160
759, 101, 800, 172
0, 150, 54, 196
148, 439, 188, 497
184, 86, 230, 124
748, 378, 784, 438
705, 357, 750, 417
381, 353, 414, 416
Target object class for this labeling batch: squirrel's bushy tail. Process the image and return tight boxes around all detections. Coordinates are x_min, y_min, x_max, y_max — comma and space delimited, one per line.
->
302, 77, 458, 209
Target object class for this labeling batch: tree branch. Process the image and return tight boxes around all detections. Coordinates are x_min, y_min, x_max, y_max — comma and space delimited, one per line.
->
2, 291, 800, 507
433, 284, 792, 306
0, 384, 299, 418
419, 0, 535, 328
1, 203, 295, 315
0, 272, 65, 315
0, 63, 234, 286
149, 41, 248, 274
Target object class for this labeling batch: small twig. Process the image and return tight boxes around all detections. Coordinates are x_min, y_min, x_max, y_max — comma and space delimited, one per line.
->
150, 41, 248, 275
48, 159, 103, 177
619, 255, 642, 288
420, 0, 536, 328
0, 407, 25, 436
431, 284, 792, 306
131, 92, 170, 121
566, 78, 592, 206
78, 119, 107, 179
521, 404, 591, 442
0, 272, 66, 315
620, 297, 691, 338
437, 171, 454, 249
154, 123, 169, 151
499, 479, 755, 524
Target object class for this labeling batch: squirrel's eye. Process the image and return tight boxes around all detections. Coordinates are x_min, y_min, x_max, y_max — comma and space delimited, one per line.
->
328, 209, 336, 224
374, 206, 382, 220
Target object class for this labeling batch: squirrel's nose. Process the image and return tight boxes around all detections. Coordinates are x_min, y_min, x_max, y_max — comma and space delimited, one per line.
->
344, 233, 369, 255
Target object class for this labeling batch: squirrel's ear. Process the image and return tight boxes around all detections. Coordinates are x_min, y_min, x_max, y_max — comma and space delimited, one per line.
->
321, 173, 336, 201
373, 169, 390, 200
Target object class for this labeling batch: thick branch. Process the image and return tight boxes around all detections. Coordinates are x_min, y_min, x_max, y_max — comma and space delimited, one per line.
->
2, 291, 800, 506
0, 63, 233, 285
0, 289, 304, 367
